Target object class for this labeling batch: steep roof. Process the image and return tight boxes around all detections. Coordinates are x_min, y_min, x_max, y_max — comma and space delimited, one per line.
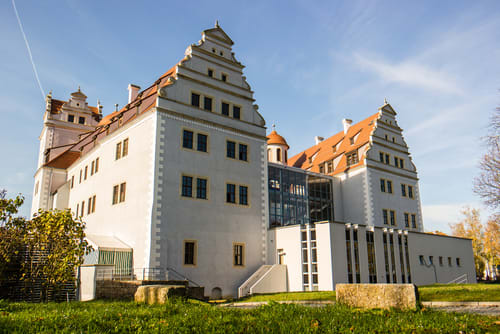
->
288, 112, 380, 175
43, 63, 179, 169
49, 98, 100, 116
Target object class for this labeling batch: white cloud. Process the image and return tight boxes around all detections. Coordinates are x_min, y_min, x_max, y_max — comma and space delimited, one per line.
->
422, 202, 492, 233
352, 53, 463, 95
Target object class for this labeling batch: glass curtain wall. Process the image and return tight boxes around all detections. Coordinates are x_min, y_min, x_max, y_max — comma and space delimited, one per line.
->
269, 166, 333, 228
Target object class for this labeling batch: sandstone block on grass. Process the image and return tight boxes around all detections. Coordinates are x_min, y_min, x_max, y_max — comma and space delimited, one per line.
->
134, 285, 187, 304
336, 284, 418, 310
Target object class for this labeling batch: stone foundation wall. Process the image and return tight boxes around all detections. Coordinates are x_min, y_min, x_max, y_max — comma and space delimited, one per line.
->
95, 280, 204, 300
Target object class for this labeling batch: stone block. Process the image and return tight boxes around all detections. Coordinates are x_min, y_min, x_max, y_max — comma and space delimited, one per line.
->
134, 285, 187, 304
336, 284, 418, 310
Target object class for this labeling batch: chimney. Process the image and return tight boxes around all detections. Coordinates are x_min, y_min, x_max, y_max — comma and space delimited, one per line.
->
314, 136, 324, 145
343, 119, 352, 134
128, 84, 141, 103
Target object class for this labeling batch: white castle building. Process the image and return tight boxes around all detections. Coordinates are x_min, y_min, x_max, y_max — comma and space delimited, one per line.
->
31, 24, 476, 298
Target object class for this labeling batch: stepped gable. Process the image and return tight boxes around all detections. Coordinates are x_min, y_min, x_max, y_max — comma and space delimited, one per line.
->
43, 62, 181, 169
288, 112, 380, 175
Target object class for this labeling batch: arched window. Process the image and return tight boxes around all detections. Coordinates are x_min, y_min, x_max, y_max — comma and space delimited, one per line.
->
285, 150, 288, 163
277, 148, 282, 162
267, 148, 272, 161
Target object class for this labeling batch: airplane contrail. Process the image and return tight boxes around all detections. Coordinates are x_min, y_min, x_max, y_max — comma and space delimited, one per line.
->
12, 0, 45, 100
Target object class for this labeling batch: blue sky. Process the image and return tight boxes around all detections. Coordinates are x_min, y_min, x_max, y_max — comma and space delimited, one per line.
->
1, 0, 499, 232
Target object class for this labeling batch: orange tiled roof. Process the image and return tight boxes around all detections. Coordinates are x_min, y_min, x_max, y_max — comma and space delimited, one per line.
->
50, 98, 100, 116
288, 112, 380, 175
267, 130, 289, 149
44, 63, 179, 169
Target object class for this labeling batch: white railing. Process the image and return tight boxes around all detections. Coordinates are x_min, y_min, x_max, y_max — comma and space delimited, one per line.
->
94, 267, 200, 286
238, 265, 272, 298
447, 274, 468, 284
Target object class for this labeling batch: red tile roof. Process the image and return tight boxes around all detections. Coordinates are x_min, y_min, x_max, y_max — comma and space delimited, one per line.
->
44, 63, 179, 169
288, 112, 380, 175
267, 130, 289, 148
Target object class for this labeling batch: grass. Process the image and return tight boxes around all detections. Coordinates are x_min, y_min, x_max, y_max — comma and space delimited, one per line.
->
419, 283, 500, 302
0, 299, 498, 333
236, 291, 336, 303
236, 283, 500, 303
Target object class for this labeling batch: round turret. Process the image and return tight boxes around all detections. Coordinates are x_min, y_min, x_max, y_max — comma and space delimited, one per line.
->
267, 126, 289, 165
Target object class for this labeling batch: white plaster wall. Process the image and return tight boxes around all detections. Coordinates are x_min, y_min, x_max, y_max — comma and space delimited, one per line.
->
250, 265, 287, 294
338, 169, 367, 225
367, 168, 422, 231
275, 225, 303, 292
152, 110, 266, 298
66, 111, 157, 270
330, 222, 349, 287
408, 232, 477, 285
315, 222, 334, 290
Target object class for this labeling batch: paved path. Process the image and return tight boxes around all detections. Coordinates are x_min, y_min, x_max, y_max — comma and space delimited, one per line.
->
222, 300, 500, 316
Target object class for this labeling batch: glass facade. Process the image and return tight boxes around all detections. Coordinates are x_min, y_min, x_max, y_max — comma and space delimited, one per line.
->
268, 166, 333, 228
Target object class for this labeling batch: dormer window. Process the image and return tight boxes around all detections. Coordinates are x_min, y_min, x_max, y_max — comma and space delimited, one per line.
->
349, 137, 355, 145
332, 145, 336, 153
68, 114, 75, 123
78, 116, 85, 125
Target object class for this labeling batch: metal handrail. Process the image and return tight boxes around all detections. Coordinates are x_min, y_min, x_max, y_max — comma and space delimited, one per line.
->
94, 267, 200, 286
447, 274, 468, 284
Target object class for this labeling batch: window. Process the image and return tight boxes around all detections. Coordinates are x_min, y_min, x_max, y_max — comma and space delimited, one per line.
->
81, 201, 85, 217
277, 148, 281, 162
346, 151, 358, 166
379, 152, 384, 162
383, 233, 391, 282
78, 116, 85, 125
392, 137, 395, 143
239, 186, 248, 205
419, 255, 425, 265
113, 183, 124, 204
233, 106, 240, 119
390, 210, 396, 226
116, 142, 122, 160
70, 176, 74, 189
95, 158, 99, 173
207, 69, 214, 77
221, 74, 227, 82
401, 184, 407, 197
349, 137, 354, 145
79, 169, 82, 183
221, 102, 230, 116
196, 178, 207, 200
182, 176, 193, 197
226, 141, 236, 159
226, 184, 236, 203
439, 256, 443, 266
197, 134, 207, 152
404, 213, 409, 227
380, 179, 386, 192
399, 158, 404, 169
239, 144, 248, 161
448, 257, 452, 266
87, 197, 92, 215
385, 134, 388, 140
122, 138, 128, 157
34, 181, 39, 196
456, 258, 461, 267
203, 96, 212, 111
429, 256, 434, 265
366, 231, 377, 283
84, 166, 88, 180
92, 195, 96, 213
387, 180, 393, 194
383, 209, 389, 225
76, 203, 79, 217
183, 130, 194, 149
327, 161, 333, 173
319, 165, 324, 174
68, 115, 75, 123
394, 156, 399, 168
233, 243, 244, 266
184, 241, 197, 266
411, 214, 417, 228
119, 183, 126, 203
191, 93, 200, 107
91, 161, 95, 176
408, 186, 414, 199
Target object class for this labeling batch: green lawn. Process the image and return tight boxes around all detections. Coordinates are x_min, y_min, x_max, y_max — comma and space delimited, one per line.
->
418, 284, 500, 302
0, 299, 498, 333
236, 291, 336, 303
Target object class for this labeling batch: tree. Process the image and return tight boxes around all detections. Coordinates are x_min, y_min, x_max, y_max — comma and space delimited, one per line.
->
22, 209, 92, 300
449, 207, 485, 278
483, 215, 500, 279
474, 106, 500, 209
